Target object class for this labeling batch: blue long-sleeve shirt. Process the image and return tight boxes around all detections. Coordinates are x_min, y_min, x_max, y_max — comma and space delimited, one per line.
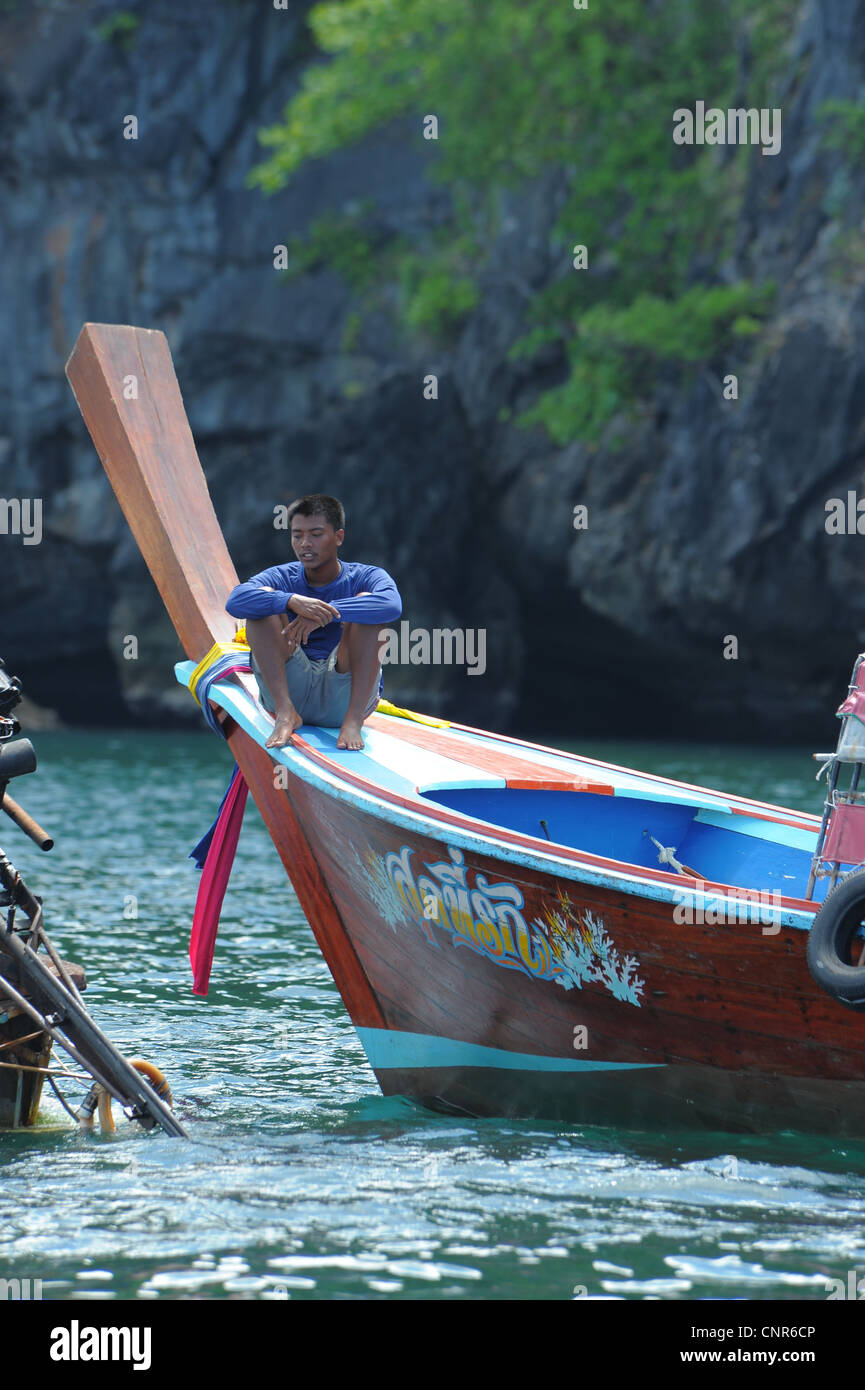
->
226, 560, 402, 663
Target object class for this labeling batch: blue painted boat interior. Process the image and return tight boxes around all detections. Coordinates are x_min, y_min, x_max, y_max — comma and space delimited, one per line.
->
421, 787, 829, 900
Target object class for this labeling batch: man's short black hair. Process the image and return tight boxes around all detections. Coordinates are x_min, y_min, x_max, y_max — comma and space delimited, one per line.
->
286, 494, 345, 532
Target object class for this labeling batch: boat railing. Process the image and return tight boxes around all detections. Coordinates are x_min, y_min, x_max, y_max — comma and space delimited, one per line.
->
807, 652, 865, 898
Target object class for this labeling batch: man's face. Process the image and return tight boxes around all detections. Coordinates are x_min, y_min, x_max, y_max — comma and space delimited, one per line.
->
290, 513, 343, 570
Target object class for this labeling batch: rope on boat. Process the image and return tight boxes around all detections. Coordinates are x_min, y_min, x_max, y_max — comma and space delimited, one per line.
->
47, 1074, 82, 1123
645, 833, 700, 878
0, 1058, 90, 1079
0, 1029, 44, 1052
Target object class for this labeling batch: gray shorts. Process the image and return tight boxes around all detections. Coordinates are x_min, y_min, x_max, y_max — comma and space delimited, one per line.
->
251, 646, 380, 728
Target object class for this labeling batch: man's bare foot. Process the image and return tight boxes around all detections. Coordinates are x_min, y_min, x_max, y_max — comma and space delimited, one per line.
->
337, 716, 365, 751
266, 708, 303, 748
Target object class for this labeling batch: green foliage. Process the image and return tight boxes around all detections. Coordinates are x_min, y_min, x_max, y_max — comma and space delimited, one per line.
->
282, 204, 382, 291
818, 99, 865, 162
93, 10, 140, 49
518, 353, 630, 446
397, 235, 480, 337
250, 0, 796, 444
516, 282, 775, 444
582, 282, 774, 361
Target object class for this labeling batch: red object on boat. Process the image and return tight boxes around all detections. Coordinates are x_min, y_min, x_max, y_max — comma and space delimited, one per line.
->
820, 802, 865, 865
836, 657, 865, 723
189, 766, 249, 995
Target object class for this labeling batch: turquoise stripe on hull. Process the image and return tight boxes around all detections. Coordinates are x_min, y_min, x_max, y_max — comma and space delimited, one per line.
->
356, 1027, 665, 1074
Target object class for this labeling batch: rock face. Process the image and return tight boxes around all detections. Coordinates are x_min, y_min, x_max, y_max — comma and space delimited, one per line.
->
1, 0, 864, 743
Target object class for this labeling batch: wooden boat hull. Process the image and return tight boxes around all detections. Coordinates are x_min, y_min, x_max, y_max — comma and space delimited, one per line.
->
274, 769, 865, 1135
65, 322, 865, 1137
192, 662, 865, 1135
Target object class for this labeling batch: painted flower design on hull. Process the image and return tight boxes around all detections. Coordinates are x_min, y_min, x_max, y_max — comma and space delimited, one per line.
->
535, 891, 644, 1004
355, 844, 644, 1007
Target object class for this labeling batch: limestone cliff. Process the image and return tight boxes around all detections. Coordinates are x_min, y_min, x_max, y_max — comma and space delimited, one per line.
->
1, 0, 863, 743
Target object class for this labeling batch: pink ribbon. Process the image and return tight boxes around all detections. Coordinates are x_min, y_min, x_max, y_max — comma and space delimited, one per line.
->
189, 769, 249, 995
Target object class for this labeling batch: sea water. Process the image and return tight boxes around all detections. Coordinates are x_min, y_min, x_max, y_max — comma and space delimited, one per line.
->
2, 731, 863, 1302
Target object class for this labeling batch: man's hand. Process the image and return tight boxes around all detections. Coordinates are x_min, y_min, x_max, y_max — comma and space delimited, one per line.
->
281, 615, 320, 648
287, 595, 340, 626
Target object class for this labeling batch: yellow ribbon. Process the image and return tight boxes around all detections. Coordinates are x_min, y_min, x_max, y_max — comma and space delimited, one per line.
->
374, 698, 450, 728
187, 630, 251, 707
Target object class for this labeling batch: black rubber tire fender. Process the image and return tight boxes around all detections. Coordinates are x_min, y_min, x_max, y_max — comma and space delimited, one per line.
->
807, 868, 865, 1012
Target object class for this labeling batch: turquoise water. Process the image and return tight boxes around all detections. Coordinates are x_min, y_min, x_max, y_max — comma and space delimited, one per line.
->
2, 731, 864, 1303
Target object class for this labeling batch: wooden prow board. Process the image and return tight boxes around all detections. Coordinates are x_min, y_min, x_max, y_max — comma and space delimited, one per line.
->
65, 323, 385, 1028
65, 324, 237, 657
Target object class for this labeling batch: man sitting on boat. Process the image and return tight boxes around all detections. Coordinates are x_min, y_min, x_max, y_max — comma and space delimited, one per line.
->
225, 494, 402, 751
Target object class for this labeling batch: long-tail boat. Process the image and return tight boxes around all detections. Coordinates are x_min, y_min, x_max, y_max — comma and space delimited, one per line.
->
65, 323, 865, 1137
